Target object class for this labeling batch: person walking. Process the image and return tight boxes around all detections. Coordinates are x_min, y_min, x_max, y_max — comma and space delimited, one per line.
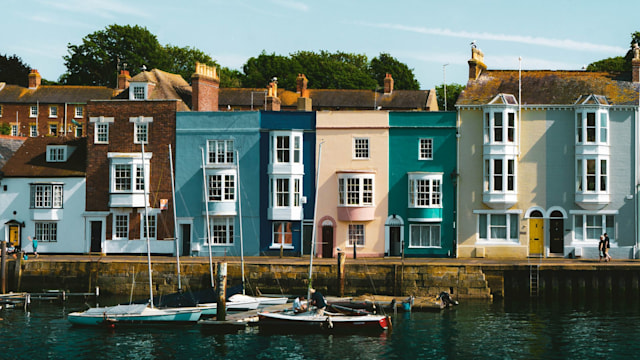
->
598, 235, 605, 262
603, 233, 612, 262
28, 235, 38, 258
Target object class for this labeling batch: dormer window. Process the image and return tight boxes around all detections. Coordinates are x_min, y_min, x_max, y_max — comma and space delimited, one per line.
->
130, 83, 147, 100
47, 146, 66, 162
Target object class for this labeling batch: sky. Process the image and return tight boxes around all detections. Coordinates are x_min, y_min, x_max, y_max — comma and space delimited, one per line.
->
1, 0, 638, 90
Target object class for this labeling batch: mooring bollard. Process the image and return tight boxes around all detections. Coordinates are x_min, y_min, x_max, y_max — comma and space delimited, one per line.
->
337, 251, 345, 297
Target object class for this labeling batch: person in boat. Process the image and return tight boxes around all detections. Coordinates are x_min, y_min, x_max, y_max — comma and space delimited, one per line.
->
309, 288, 326, 316
5, 242, 17, 259
437, 291, 459, 307
292, 295, 307, 313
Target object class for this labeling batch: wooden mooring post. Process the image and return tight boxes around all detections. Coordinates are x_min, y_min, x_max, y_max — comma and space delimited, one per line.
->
217, 262, 227, 321
337, 251, 345, 297
1, 241, 6, 293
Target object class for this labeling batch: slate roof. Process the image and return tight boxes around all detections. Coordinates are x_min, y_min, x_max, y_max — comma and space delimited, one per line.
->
457, 70, 640, 106
1, 136, 87, 178
114, 69, 192, 111
0, 83, 115, 103
0, 135, 26, 170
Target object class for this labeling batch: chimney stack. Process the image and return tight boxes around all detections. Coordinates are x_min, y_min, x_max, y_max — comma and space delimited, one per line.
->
632, 43, 640, 83
118, 70, 131, 90
266, 80, 281, 111
383, 73, 394, 94
28, 69, 41, 89
191, 62, 220, 111
468, 45, 487, 81
296, 74, 309, 97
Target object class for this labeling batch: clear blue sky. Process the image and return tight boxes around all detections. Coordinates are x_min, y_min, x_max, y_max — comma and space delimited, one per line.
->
2, 0, 637, 89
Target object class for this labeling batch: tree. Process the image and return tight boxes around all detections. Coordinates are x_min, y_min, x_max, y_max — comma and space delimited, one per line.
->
435, 83, 465, 111
292, 51, 377, 89
61, 24, 169, 87
0, 53, 31, 87
0, 123, 10, 135
586, 31, 640, 74
164, 45, 216, 83
370, 53, 420, 90
241, 51, 300, 89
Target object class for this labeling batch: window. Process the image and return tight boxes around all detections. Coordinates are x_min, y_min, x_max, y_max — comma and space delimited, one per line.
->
419, 138, 433, 160
47, 146, 65, 162
142, 214, 157, 239
207, 140, 234, 164
75, 106, 83, 118
49, 106, 57, 118
270, 132, 302, 164
30, 184, 63, 209
0, 105, 2, 117
478, 213, 519, 242
576, 158, 607, 193
95, 123, 109, 144
576, 111, 608, 144
484, 110, 517, 144
35, 222, 57, 242
11, 124, 17, 136
75, 124, 83, 137
269, 176, 303, 210
30, 105, 38, 118
410, 224, 441, 247
208, 174, 235, 201
348, 224, 365, 247
272, 222, 293, 247
49, 123, 57, 136
115, 164, 132, 191
484, 157, 516, 192
134, 123, 148, 144
276, 135, 290, 162
338, 174, 374, 206
30, 124, 37, 137
114, 215, 129, 239
133, 86, 146, 100
574, 214, 614, 242
135, 166, 145, 191
353, 138, 369, 159
408, 174, 442, 208
276, 178, 289, 206
209, 217, 234, 244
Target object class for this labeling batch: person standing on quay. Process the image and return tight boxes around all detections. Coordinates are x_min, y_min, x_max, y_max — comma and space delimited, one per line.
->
603, 233, 611, 262
28, 235, 39, 258
599, 235, 605, 262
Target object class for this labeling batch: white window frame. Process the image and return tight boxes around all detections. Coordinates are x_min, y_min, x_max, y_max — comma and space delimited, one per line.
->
109, 154, 150, 195
477, 212, 520, 243
35, 222, 57, 242
30, 124, 37, 137
134, 123, 148, 144
272, 221, 294, 248
75, 106, 83, 118
141, 213, 157, 240
269, 175, 303, 208
49, 106, 58, 118
348, 224, 365, 247
576, 110, 608, 145
208, 217, 234, 245
338, 173, 374, 206
484, 109, 517, 144
270, 131, 303, 164
573, 214, 615, 243
208, 173, 235, 201
419, 138, 433, 160
30, 184, 63, 209
207, 140, 234, 165
96, 123, 110, 143
47, 146, 66, 162
408, 173, 442, 208
75, 123, 83, 137
49, 122, 58, 136
353, 137, 370, 159
409, 224, 441, 248
484, 156, 516, 193
11, 124, 17, 136
576, 157, 608, 193
131, 85, 147, 100
30, 105, 38, 118
113, 214, 129, 240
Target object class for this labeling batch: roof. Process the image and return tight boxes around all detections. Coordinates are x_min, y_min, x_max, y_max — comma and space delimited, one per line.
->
1, 136, 87, 177
0, 135, 26, 169
457, 70, 640, 106
115, 69, 191, 111
0, 83, 115, 103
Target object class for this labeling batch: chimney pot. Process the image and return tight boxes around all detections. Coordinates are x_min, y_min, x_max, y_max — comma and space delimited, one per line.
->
118, 70, 131, 90
297, 73, 309, 97
383, 73, 394, 94
28, 69, 41, 89
632, 43, 640, 83
468, 47, 487, 81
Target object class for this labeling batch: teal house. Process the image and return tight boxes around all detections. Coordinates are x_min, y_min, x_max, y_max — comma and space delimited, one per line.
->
175, 111, 262, 257
388, 112, 457, 257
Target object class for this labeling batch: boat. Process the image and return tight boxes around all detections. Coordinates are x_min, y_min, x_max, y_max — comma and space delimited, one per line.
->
257, 142, 391, 333
68, 143, 202, 327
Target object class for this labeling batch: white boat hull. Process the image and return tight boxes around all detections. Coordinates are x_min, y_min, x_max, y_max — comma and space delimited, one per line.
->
68, 304, 201, 326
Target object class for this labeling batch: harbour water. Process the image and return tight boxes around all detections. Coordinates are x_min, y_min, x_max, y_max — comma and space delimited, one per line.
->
1, 294, 639, 359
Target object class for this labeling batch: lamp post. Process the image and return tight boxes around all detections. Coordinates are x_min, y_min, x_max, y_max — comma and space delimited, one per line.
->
443, 64, 449, 111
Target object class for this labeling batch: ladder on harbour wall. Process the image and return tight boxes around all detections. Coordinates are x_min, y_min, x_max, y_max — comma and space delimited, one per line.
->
529, 265, 539, 297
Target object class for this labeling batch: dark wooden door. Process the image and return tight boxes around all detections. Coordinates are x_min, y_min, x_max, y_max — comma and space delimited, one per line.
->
181, 224, 191, 256
322, 226, 333, 258
549, 218, 564, 254
90, 221, 102, 253
390, 227, 401, 256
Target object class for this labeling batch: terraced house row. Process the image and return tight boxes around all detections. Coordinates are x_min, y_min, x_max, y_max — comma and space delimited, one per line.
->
1, 45, 640, 260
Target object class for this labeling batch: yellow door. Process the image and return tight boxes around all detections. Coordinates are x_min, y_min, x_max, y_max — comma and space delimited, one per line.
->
9, 225, 20, 247
529, 218, 544, 256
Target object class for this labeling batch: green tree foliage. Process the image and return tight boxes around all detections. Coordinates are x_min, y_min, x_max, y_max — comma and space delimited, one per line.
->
242, 51, 300, 90
370, 53, 420, 90
586, 31, 640, 74
61, 24, 169, 87
0, 53, 31, 87
435, 83, 465, 111
164, 45, 216, 82
0, 123, 10, 135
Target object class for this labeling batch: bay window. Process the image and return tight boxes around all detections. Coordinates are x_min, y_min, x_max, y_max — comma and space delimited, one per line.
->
209, 217, 234, 245
408, 174, 442, 208
477, 212, 519, 243
338, 174, 374, 206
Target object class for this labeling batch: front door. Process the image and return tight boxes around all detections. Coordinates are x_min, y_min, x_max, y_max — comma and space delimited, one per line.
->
529, 218, 544, 256
181, 224, 191, 256
302, 224, 312, 256
390, 226, 401, 256
90, 221, 102, 253
549, 218, 564, 254
9, 225, 20, 248
322, 226, 333, 258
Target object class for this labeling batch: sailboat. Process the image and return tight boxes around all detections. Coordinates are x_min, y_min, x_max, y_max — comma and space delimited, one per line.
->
257, 142, 391, 332
68, 143, 202, 326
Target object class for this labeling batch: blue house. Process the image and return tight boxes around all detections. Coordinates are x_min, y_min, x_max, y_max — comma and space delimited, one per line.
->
175, 111, 261, 257
260, 111, 316, 256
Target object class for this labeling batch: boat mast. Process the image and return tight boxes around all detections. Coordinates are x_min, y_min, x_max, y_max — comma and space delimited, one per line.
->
169, 144, 182, 291
201, 148, 215, 288
142, 143, 154, 308
236, 150, 246, 295
307, 141, 323, 302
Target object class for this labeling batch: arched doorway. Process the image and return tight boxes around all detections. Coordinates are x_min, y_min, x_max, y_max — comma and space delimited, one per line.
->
386, 215, 404, 257
321, 220, 334, 258
549, 210, 564, 254
528, 210, 544, 257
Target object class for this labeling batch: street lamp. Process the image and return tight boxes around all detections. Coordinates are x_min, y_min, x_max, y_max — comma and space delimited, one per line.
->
443, 64, 449, 111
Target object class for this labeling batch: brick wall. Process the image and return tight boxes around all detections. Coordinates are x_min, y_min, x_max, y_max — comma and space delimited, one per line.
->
0, 103, 86, 137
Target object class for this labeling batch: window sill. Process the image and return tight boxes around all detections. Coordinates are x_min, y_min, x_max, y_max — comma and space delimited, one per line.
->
269, 245, 294, 250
